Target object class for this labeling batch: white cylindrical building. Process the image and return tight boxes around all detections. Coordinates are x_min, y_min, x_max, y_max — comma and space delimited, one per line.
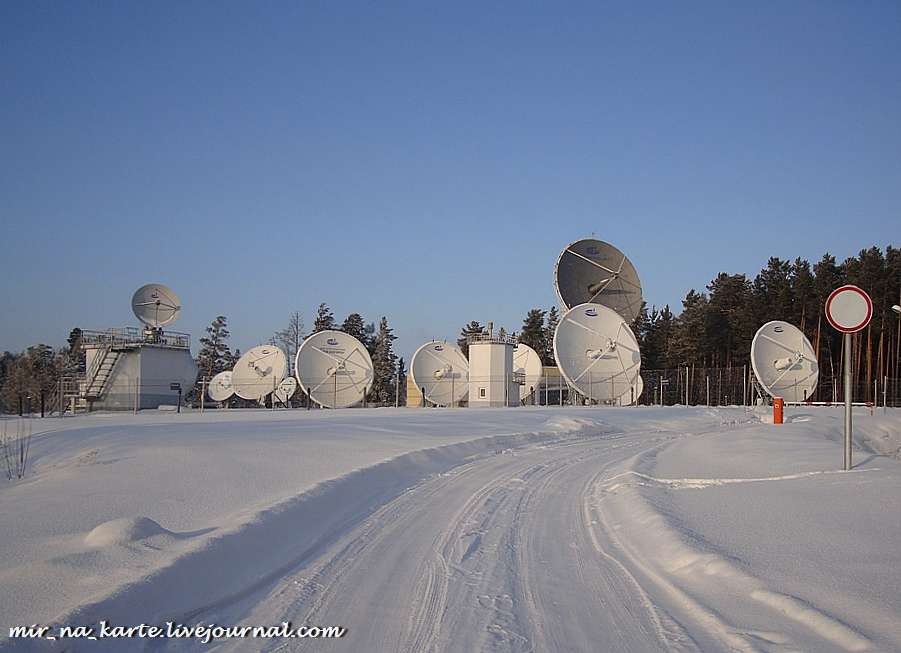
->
467, 329, 518, 408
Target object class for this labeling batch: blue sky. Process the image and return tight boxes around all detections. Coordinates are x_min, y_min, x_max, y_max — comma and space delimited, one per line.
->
2, 1, 899, 362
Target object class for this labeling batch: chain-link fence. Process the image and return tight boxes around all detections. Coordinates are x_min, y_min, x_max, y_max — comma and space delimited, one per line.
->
638, 368, 901, 407
6, 370, 900, 416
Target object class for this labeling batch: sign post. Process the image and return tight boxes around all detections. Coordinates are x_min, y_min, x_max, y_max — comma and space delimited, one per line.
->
824, 285, 873, 471
170, 382, 182, 415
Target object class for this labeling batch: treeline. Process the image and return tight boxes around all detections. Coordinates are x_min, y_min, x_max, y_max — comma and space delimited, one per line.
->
635, 246, 900, 399
0, 331, 85, 413
195, 304, 407, 406
507, 246, 899, 402
2, 247, 897, 411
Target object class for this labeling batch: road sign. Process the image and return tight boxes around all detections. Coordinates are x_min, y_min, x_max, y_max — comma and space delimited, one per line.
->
824, 284, 872, 472
825, 285, 872, 333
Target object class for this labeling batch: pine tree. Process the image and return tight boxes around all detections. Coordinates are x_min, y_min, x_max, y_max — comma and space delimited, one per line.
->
458, 321, 484, 358
369, 317, 397, 404
753, 258, 793, 323
543, 307, 559, 365
341, 313, 366, 343
363, 321, 376, 354
273, 312, 305, 374
396, 357, 407, 406
67, 328, 82, 353
0, 351, 15, 407
519, 309, 546, 357
706, 273, 755, 367
648, 306, 675, 370
65, 327, 86, 374
669, 290, 708, 366
313, 303, 336, 333
632, 302, 651, 355
790, 258, 816, 332
813, 253, 844, 389
196, 316, 232, 379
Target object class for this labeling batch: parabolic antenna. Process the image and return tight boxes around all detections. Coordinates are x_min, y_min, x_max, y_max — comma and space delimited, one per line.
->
554, 238, 643, 324
553, 302, 642, 403
232, 345, 288, 400
513, 343, 544, 402
274, 376, 298, 404
131, 284, 181, 328
295, 330, 373, 408
751, 321, 818, 402
207, 371, 234, 402
410, 341, 469, 407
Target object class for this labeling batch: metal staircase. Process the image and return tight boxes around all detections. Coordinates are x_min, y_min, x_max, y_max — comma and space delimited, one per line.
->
83, 346, 122, 401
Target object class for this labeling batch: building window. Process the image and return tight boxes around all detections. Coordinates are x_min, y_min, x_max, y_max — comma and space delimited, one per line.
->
480, 388, 486, 398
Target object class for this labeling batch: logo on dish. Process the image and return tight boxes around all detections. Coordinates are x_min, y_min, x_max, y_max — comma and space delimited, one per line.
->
326, 338, 339, 346
773, 326, 784, 333
584, 308, 598, 317
586, 246, 599, 256
434, 345, 444, 351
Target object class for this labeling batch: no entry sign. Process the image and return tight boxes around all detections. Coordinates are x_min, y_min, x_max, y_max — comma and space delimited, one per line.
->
824, 283, 873, 472
825, 285, 872, 334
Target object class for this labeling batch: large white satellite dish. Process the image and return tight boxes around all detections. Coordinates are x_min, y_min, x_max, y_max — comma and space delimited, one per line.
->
513, 343, 544, 402
553, 302, 642, 403
131, 284, 181, 328
207, 370, 234, 402
751, 321, 818, 402
554, 238, 643, 324
232, 345, 288, 401
274, 377, 298, 404
295, 330, 373, 408
410, 341, 469, 407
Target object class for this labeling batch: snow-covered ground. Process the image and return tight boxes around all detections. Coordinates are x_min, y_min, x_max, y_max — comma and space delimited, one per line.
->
1, 406, 899, 652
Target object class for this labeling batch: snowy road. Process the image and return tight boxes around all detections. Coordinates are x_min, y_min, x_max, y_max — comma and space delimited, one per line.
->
5, 408, 899, 652
186, 429, 694, 653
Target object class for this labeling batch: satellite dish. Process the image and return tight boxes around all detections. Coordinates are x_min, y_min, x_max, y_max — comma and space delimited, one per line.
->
274, 376, 298, 404
207, 371, 234, 402
751, 321, 818, 402
554, 238, 643, 324
295, 330, 373, 408
131, 284, 181, 328
232, 345, 288, 400
553, 302, 642, 403
513, 343, 544, 402
410, 341, 469, 407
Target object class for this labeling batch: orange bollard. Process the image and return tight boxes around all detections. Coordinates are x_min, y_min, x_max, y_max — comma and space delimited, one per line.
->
773, 397, 784, 424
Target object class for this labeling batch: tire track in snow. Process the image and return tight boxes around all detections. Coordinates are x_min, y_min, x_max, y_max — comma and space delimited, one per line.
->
513, 440, 687, 653
190, 431, 699, 653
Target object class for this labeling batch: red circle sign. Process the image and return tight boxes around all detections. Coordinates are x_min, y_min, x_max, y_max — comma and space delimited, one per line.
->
825, 285, 872, 333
